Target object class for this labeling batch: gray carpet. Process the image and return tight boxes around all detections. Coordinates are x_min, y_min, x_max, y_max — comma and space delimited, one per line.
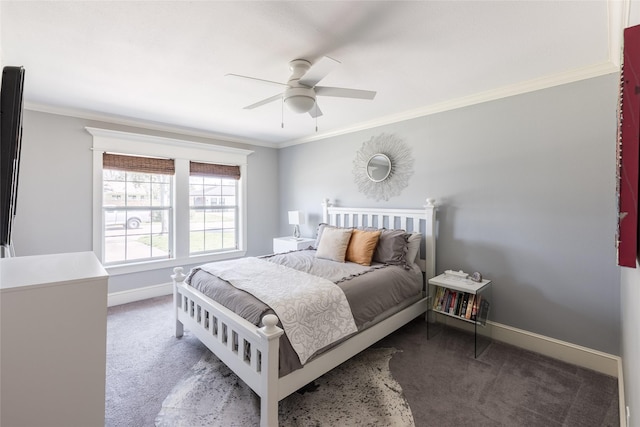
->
106, 296, 208, 427
377, 320, 619, 426
106, 295, 619, 426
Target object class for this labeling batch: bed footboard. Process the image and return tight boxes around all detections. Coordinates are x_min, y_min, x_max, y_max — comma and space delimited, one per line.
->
172, 267, 284, 427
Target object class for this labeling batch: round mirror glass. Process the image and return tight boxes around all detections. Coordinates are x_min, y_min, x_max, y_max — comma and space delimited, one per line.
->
366, 154, 392, 182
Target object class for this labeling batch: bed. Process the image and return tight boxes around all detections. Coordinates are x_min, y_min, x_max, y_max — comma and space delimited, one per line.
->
171, 198, 437, 427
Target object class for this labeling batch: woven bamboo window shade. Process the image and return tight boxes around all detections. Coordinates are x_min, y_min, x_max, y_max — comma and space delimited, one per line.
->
103, 153, 175, 175
190, 162, 240, 180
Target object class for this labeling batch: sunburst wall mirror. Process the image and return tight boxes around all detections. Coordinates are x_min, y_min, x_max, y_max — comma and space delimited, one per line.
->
352, 133, 414, 201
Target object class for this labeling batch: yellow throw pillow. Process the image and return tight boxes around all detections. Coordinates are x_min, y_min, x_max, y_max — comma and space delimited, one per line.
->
346, 229, 382, 266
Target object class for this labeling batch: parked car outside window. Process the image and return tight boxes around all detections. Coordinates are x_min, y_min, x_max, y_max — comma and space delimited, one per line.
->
104, 209, 151, 229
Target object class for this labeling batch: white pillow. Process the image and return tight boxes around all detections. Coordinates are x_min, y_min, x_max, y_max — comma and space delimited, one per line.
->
315, 227, 353, 262
406, 232, 422, 265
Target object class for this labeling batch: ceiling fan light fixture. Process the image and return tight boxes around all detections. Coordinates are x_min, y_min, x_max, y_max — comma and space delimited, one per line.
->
284, 87, 316, 113
234, 56, 374, 117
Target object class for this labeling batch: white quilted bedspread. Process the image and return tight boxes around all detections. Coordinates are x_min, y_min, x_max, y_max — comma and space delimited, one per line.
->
198, 257, 357, 365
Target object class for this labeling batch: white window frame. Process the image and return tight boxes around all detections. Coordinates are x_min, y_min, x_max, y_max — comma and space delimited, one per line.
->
87, 127, 253, 276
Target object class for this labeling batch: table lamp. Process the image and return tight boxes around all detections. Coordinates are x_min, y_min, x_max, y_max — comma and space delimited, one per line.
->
287, 210, 305, 240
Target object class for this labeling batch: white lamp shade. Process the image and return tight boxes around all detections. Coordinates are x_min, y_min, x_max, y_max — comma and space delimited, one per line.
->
284, 87, 316, 113
284, 95, 316, 113
288, 210, 305, 225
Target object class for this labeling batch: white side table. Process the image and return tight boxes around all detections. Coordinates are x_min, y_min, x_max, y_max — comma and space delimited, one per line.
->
428, 271, 493, 357
273, 236, 315, 253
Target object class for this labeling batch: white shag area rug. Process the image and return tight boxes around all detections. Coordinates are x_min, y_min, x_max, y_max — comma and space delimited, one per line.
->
155, 347, 414, 427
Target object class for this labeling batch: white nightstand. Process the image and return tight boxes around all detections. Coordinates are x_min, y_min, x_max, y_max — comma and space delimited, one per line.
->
273, 236, 315, 253
428, 270, 493, 358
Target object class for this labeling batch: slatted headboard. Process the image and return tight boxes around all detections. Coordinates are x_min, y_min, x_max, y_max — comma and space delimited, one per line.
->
321, 198, 437, 280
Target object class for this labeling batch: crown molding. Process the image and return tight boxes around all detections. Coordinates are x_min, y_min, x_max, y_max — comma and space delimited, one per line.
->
26, 59, 618, 152
23, 102, 279, 149
25, 63, 620, 153
279, 60, 619, 148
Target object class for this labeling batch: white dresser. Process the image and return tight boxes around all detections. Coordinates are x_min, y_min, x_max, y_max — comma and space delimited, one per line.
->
0, 251, 109, 427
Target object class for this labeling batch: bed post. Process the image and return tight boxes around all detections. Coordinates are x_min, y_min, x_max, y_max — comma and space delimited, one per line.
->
172, 267, 185, 338
322, 198, 331, 224
424, 198, 437, 280
257, 314, 284, 427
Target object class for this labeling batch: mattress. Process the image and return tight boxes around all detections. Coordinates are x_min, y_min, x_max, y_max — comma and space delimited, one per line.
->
186, 248, 423, 376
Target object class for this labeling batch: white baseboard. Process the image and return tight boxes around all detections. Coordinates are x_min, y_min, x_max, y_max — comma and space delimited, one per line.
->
489, 320, 621, 377
432, 313, 620, 377
107, 282, 173, 307
618, 358, 627, 427
489, 321, 625, 426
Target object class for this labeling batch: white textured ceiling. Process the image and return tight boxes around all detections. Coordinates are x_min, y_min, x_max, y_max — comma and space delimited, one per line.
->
0, 1, 622, 147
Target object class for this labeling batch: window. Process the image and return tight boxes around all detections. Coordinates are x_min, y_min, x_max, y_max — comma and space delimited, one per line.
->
189, 162, 240, 254
88, 127, 253, 274
102, 153, 173, 265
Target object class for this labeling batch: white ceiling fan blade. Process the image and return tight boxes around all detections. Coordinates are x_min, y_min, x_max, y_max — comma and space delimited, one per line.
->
226, 73, 288, 88
309, 103, 323, 118
315, 86, 376, 100
299, 56, 340, 87
243, 93, 283, 110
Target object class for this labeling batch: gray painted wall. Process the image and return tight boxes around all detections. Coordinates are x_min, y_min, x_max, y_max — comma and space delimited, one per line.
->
279, 74, 621, 355
13, 110, 279, 293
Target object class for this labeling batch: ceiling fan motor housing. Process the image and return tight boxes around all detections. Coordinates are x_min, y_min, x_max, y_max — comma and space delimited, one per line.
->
289, 59, 311, 77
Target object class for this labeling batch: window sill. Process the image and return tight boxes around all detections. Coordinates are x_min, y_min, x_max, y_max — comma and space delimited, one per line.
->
104, 250, 247, 276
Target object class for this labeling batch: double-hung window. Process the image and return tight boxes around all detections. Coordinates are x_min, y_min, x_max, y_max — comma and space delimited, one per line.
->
189, 162, 240, 254
88, 127, 253, 274
103, 153, 173, 264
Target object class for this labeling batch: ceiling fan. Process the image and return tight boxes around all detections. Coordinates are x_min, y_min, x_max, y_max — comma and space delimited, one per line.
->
227, 56, 376, 118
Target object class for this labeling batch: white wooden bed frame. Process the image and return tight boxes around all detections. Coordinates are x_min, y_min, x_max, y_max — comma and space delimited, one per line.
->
172, 198, 437, 427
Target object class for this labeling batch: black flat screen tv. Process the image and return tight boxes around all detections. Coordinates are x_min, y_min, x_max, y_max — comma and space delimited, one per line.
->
0, 66, 25, 255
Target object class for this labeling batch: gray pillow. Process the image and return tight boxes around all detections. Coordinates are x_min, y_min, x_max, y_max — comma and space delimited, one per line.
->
372, 229, 408, 265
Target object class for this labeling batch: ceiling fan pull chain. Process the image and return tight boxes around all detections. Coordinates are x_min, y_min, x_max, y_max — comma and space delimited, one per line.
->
281, 95, 284, 128
315, 104, 318, 132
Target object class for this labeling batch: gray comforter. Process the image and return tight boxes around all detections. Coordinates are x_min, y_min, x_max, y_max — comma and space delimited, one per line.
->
186, 249, 423, 376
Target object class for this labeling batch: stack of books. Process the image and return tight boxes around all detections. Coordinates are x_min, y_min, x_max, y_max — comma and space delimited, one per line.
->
432, 286, 490, 324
